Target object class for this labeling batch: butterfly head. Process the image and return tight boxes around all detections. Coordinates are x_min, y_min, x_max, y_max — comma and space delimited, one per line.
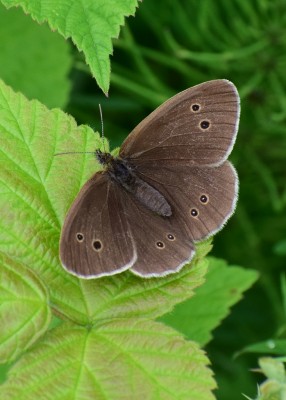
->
95, 149, 114, 167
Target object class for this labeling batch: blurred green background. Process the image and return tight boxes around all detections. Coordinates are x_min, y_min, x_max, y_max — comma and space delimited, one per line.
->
1, 0, 286, 399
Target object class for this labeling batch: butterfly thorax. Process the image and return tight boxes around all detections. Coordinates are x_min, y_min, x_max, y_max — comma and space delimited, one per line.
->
95, 149, 172, 217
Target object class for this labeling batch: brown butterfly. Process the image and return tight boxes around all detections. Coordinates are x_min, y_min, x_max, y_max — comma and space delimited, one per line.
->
60, 80, 240, 278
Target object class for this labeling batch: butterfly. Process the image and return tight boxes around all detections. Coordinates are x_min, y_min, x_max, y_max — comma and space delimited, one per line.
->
60, 80, 240, 278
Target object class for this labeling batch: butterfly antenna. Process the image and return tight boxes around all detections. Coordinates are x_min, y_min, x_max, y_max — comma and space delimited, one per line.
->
54, 151, 95, 156
99, 103, 106, 152
55, 105, 106, 157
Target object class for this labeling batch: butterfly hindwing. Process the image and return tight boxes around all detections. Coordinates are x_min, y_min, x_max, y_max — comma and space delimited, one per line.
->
119, 188, 195, 277
134, 160, 238, 242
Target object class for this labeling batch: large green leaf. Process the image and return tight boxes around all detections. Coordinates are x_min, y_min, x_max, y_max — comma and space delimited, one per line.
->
0, 4, 71, 108
161, 257, 259, 345
0, 79, 211, 326
0, 320, 216, 400
1, 0, 141, 94
0, 252, 51, 363
0, 78, 216, 398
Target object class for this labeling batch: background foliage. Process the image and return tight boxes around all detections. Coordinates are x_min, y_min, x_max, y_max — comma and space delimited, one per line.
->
0, 0, 286, 399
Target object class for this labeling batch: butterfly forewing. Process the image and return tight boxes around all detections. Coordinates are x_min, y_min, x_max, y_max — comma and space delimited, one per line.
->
120, 80, 240, 167
60, 172, 136, 278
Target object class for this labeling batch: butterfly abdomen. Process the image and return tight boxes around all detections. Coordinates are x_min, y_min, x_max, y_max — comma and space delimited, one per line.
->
108, 157, 172, 217
132, 177, 172, 217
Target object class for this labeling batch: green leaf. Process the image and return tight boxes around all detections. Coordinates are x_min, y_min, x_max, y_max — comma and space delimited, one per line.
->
0, 79, 211, 325
237, 339, 286, 358
160, 257, 259, 345
0, 79, 215, 398
0, 4, 72, 108
0, 320, 216, 400
1, 0, 141, 94
0, 252, 51, 364
64, 241, 210, 323
0, 78, 104, 323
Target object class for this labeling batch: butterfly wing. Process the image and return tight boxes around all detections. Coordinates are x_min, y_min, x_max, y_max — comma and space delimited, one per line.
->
120, 80, 240, 167
60, 172, 136, 278
119, 188, 195, 277
118, 80, 239, 277
134, 160, 238, 242
118, 160, 237, 278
